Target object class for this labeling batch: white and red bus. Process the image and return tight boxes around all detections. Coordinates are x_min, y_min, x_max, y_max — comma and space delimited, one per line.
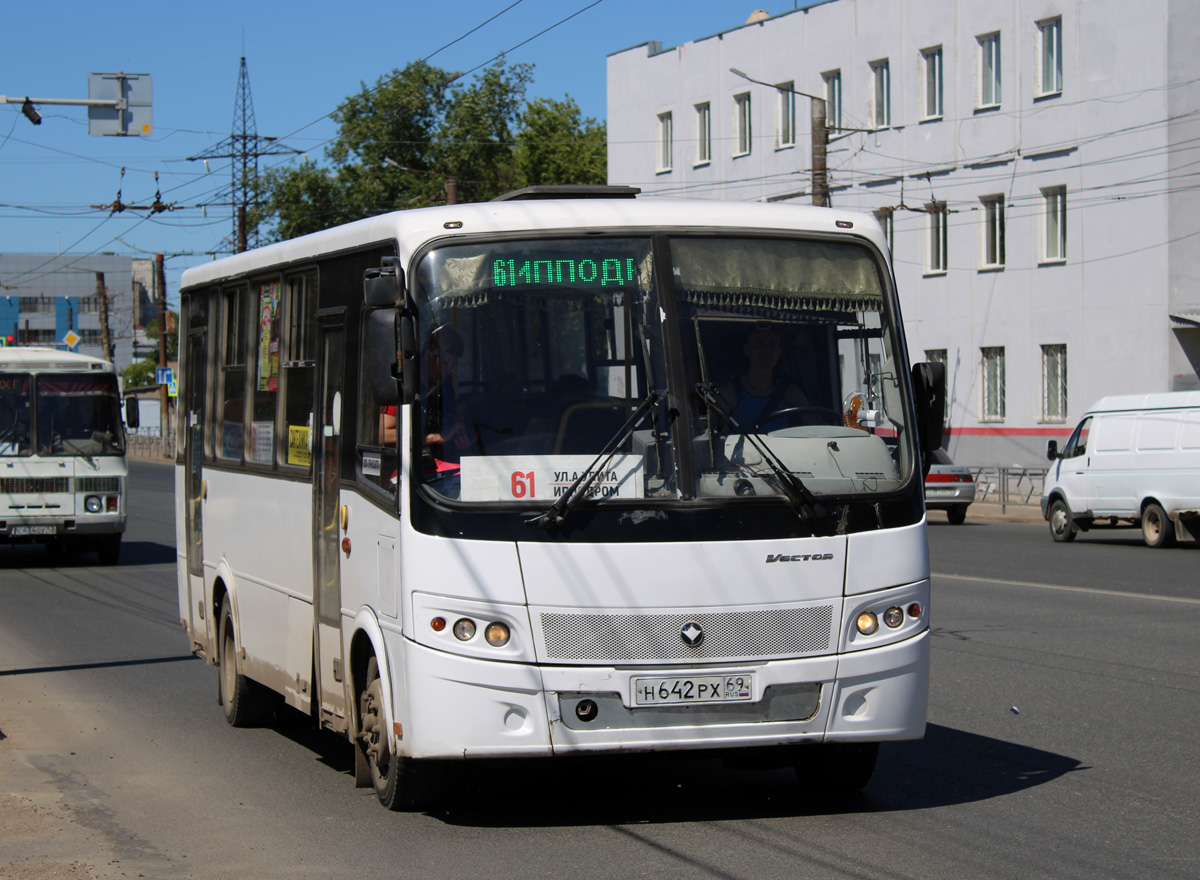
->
176, 187, 945, 809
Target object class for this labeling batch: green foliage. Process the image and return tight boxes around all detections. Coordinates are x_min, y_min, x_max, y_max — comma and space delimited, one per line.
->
262, 60, 607, 240
515, 96, 607, 187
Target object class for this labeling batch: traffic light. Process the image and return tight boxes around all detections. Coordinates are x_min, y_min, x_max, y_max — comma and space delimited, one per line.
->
1, 335, 13, 347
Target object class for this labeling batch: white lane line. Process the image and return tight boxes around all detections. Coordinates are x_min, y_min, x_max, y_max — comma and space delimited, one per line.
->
932, 572, 1200, 605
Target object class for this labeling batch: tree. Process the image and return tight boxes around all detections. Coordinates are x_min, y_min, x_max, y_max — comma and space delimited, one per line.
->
262, 60, 607, 240
515, 96, 606, 187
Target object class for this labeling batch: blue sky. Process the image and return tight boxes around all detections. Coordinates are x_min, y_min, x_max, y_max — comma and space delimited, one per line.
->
0, 1, 796, 300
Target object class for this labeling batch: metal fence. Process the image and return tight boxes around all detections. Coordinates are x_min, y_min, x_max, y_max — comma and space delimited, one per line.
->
968, 466, 1047, 512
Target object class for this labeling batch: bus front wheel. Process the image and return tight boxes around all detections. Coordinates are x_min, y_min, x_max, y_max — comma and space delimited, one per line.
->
793, 741, 879, 798
359, 656, 435, 811
218, 598, 273, 727
96, 535, 121, 565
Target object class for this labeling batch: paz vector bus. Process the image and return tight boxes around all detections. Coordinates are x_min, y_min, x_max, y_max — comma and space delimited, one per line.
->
174, 186, 945, 809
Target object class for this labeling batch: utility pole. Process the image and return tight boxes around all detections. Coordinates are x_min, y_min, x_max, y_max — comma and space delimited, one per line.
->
445, 177, 459, 206
94, 272, 113, 362
188, 58, 299, 253
729, 68, 870, 207
155, 254, 169, 454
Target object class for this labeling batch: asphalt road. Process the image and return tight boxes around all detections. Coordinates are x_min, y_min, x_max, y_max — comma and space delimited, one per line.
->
2, 462, 1198, 879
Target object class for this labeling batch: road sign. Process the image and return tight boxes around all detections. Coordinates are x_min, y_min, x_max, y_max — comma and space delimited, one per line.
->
63, 330, 81, 349
88, 73, 152, 137
156, 367, 173, 385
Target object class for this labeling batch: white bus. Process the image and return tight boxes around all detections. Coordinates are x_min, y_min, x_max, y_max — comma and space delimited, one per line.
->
1, 346, 135, 564
175, 187, 945, 809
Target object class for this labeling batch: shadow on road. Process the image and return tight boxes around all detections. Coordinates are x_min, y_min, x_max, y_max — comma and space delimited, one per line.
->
261, 715, 1082, 826
0, 540, 175, 568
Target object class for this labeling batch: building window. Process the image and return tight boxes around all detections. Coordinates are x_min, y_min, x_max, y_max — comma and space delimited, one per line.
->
1042, 186, 1067, 262
1041, 344, 1067, 422
1039, 17, 1063, 96
79, 329, 102, 345
18, 295, 55, 314
657, 112, 673, 172
874, 208, 894, 253
981, 195, 1006, 268
870, 60, 891, 128
734, 92, 752, 156
823, 70, 842, 133
77, 295, 101, 315
927, 202, 948, 273
978, 33, 1002, 108
695, 102, 711, 165
777, 82, 796, 148
981, 347, 1006, 421
921, 47, 943, 120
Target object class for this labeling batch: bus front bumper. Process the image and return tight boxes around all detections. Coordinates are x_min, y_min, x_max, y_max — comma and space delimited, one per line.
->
398, 629, 929, 760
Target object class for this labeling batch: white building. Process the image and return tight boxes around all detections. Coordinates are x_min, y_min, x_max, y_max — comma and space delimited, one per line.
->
607, 0, 1200, 466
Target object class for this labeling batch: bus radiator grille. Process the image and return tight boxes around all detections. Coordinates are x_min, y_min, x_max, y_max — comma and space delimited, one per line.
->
540, 607, 834, 662
1, 477, 71, 494
75, 477, 121, 493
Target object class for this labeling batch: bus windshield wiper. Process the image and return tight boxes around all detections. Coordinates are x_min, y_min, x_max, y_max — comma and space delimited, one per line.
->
694, 383, 826, 524
526, 390, 661, 531
59, 436, 97, 468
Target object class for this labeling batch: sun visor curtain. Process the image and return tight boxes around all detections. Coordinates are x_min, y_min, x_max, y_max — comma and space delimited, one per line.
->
37, 374, 119, 395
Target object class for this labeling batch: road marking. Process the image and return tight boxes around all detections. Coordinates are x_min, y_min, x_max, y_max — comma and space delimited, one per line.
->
932, 572, 1200, 605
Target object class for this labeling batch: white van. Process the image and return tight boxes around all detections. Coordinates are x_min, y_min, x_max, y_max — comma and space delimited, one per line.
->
1042, 392, 1200, 547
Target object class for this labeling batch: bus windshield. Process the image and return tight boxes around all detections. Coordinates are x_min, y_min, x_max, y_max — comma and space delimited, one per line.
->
0, 374, 33, 456
34, 373, 126, 457
414, 234, 912, 505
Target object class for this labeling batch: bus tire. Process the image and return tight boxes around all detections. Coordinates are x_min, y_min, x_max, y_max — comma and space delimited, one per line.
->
793, 741, 879, 798
96, 535, 121, 565
1048, 498, 1077, 543
1141, 502, 1175, 549
218, 598, 273, 728
359, 656, 435, 811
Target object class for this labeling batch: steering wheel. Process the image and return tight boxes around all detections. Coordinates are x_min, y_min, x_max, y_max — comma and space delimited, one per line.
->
759, 406, 841, 428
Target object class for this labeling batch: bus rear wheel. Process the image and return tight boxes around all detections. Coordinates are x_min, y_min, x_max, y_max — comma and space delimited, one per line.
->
218, 598, 273, 727
359, 656, 435, 811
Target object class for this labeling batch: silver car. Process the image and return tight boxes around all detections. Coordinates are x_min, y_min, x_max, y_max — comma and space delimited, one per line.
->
924, 449, 976, 524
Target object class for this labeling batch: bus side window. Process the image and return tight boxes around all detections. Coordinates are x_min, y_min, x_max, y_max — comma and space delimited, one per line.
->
281, 272, 317, 471
357, 311, 398, 497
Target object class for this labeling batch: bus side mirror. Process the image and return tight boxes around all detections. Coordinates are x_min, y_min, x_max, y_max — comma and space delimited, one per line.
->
911, 361, 946, 470
364, 262, 404, 308
1047, 440, 1059, 460
366, 309, 400, 406
125, 397, 140, 429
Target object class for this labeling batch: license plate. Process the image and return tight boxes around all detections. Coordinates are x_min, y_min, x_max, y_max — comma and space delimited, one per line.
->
11, 525, 57, 536
633, 674, 754, 706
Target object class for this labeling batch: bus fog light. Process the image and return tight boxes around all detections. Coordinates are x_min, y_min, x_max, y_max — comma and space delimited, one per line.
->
484, 622, 510, 647
856, 611, 879, 635
575, 699, 598, 722
883, 606, 904, 628
452, 618, 476, 641
84, 495, 103, 513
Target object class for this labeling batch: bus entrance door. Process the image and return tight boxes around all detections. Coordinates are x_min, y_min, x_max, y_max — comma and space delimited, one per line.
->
183, 328, 208, 647
313, 315, 348, 732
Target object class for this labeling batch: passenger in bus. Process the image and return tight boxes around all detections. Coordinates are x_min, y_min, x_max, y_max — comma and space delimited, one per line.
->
717, 325, 810, 432
378, 326, 472, 463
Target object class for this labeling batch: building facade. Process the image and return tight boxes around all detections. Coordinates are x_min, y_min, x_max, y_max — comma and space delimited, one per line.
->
0, 254, 152, 372
607, 0, 1200, 465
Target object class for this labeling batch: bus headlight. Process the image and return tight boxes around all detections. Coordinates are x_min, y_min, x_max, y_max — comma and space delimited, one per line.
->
484, 622, 511, 647
883, 606, 904, 628
84, 495, 103, 513
855, 611, 879, 635
452, 618, 476, 641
